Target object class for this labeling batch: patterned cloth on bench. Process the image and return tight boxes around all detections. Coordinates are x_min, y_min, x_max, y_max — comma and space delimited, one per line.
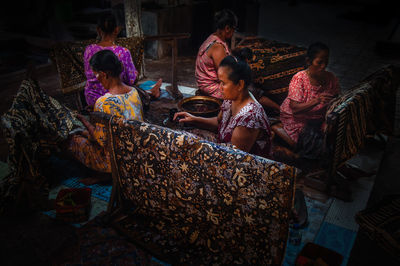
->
0, 79, 84, 214
325, 65, 400, 177
108, 116, 296, 265
236, 37, 307, 107
49, 37, 144, 96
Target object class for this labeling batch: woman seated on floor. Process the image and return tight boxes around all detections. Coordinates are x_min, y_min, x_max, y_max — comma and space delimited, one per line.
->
68, 49, 144, 184
274, 42, 340, 159
195, 9, 237, 99
84, 12, 161, 108
175, 54, 272, 158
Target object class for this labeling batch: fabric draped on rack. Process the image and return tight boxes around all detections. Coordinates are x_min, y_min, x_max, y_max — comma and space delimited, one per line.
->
0, 79, 84, 214
108, 116, 296, 265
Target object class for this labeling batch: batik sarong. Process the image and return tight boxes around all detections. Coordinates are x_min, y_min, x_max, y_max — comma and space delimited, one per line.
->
0, 79, 84, 214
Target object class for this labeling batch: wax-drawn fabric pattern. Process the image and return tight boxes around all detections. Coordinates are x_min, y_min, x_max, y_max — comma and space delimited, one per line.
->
49, 37, 144, 97
0, 79, 84, 214
218, 99, 272, 158
324, 65, 400, 177
195, 34, 231, 98
109, 116, 296, 265
236, 37, 307, 106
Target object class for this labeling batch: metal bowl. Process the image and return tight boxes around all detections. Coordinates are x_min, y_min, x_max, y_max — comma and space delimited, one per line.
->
178, 96, 222, 117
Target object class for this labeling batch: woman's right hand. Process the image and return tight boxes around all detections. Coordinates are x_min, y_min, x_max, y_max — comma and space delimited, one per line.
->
173, 111, 197, 124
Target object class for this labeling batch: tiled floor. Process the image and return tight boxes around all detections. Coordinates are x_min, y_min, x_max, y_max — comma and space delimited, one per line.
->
257, 1, 399, 264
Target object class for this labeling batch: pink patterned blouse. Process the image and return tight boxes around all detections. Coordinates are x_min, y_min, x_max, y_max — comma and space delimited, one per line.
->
195, 34, 230, 99
218, 99, 272, 158
84, 44, 137, 106
280, 70, 340, 143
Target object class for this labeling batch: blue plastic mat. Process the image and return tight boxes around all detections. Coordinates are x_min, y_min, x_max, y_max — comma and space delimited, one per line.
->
139, 80, 157, 91
283, 196, 357, 266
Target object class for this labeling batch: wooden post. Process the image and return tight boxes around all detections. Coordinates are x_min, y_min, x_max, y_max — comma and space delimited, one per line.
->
172, 38, 178, 91
124, 0, 145, 79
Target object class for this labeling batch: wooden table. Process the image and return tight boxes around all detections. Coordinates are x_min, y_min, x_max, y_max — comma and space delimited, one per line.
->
144, 33, 191, 100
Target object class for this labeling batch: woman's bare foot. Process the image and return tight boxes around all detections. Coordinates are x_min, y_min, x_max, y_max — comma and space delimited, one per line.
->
148, 78, 162, 99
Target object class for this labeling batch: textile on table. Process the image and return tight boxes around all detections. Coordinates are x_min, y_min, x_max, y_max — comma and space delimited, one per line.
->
280, 70, 340, 143
107, 116, 296, 265
68, 88, 144, 173
0, 79, 84, 214
195, 34, 231, 98
218, 99, 272, 158
236, 37, 307, 107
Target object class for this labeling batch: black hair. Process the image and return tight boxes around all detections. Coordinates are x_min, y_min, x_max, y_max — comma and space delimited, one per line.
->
232, 47, 253, 62
97, 12, 118, 34
219, 55, 252, 89
307, 42, 329, 61
214, 9, 238, 30
89, 50, 123, 77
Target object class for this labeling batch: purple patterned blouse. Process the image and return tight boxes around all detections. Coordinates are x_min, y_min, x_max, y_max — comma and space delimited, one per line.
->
84, 44, 137, 106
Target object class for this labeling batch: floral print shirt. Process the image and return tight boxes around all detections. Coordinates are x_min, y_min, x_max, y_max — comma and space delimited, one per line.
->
84, 44, 137, 106
218, 99, 272, 158
280, 70, 340, 142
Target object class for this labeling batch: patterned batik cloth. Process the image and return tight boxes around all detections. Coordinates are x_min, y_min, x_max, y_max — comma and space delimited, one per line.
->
236, 37, 307, 107
280, 70, 340, 143
218, 99, 272, 158
108, 117, 296, 265
68, 88, 144, 173
195, 34, 230, 98
0, 79, 85, 214
84, 44, 138, 106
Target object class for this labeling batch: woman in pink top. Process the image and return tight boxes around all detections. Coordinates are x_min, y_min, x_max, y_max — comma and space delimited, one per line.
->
278, 42, 340, 149
84, 13, 161, 107
195, 9, 237, 99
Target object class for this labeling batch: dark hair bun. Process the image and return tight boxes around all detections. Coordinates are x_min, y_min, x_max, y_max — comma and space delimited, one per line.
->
97, 13, 117, 34
232, 47, 253, 62
214, 9, 238, 30
307, 42, 329, 61
219, 55, 252, 89
89, 49, 123, 77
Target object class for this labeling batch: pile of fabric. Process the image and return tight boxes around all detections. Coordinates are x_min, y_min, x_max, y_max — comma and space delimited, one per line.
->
236, 37, 307, 106
0, 79, 84, 214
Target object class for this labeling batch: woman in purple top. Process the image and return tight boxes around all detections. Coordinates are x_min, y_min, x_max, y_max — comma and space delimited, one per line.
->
84, 13, 161, 107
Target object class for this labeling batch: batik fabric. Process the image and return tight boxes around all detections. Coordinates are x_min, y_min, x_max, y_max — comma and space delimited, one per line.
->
0, 79, 84, 214
108, 117, 296, 265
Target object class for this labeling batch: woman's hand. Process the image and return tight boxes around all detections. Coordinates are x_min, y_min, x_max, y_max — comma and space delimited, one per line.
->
319, 92, 334, 104
173, 111, 197, 124
76, 113, 87, 122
